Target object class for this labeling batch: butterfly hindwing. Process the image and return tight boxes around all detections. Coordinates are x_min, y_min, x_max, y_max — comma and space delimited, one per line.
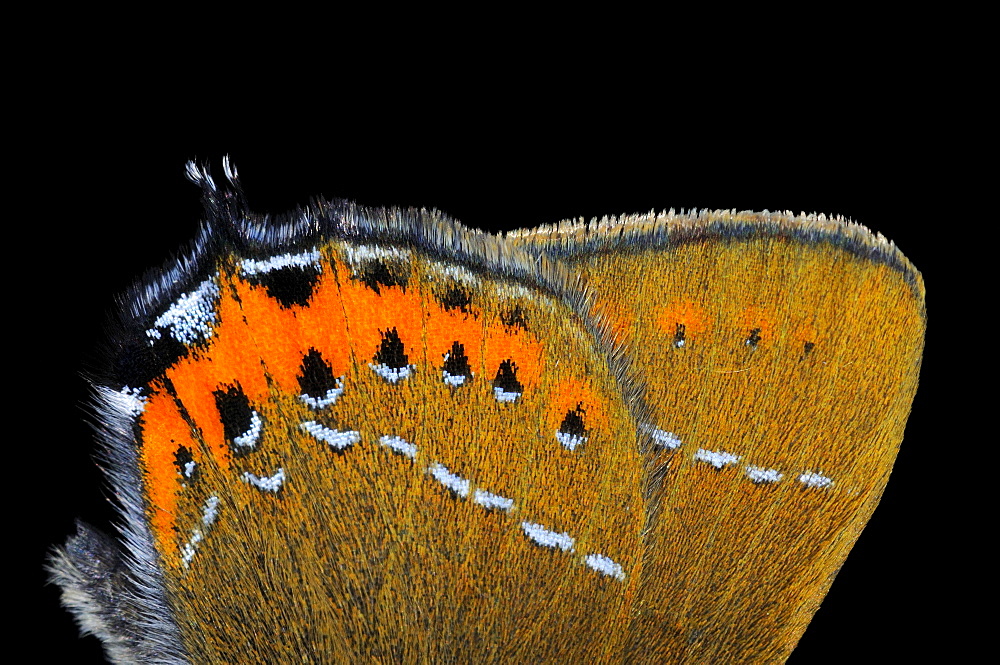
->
511, 211, 925, 662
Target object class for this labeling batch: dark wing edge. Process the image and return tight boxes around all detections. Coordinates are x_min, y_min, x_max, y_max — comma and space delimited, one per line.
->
506, 209, 925, 303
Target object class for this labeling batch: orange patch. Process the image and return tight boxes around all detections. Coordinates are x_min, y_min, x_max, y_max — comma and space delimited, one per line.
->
425, 299, 484, 375
336, 263, 424, 368
656, 300, 710, 338
234, 270, 350, 393
792, 321, 819, 346
139, 389, 200, 554
162, 276, 268, 469
737, 305, 775, 343
544, 377, 609, 439
483, 323, 543, 395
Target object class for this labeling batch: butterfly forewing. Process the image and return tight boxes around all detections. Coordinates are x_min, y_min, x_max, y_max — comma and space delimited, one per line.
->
132, 222, 645, 662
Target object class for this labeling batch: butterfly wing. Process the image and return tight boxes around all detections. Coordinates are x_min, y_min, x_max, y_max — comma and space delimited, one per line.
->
509, 210, 926, 662
50, 167, 923, 663
51, 171, 652, 662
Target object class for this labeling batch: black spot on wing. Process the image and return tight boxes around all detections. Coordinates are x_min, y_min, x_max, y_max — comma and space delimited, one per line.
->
745, 328, 762, 348
147, 335, 190, 374
359, 260, 408, 294
173, 445, 197, 481
213, 384, 254, 454
673, 323, 686, 348
298, 349, 337, 399
439, 286, 472, 314
245, 266, 320, 308
558, 404, 587, 438
375, 328, 409, 369
500, 305, 528, 331
493, 360, 523, 395
442, 341, 473, 383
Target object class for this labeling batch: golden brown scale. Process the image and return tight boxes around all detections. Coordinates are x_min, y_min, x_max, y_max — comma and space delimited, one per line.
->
141, 240, 644, 663
512, 212, 925, 663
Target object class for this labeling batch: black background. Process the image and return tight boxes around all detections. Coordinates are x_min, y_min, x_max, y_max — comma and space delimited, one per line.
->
21, 100, 956, 663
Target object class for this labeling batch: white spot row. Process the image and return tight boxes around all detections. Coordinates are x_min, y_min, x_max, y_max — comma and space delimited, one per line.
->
799, 471, 834, 488
692, 447, 834, 488
299, 378, 345, 409
146, 276, 220, 345
233, 411, 263, 449
521, 521, 626, 581
473, 489, 515, 512
744, 465, 783, 484
585, 553, 626, 581
694, 448, 741, 469
180, 533, 200, 568
380, 436, 522, 523
181, 495, 220, 568
493, 387, 521, 403
240, 248, 321, 276
243, 468, 285, 493
301, 421, 360, 450
370, 363, 415, 384
299, 428, 416, 460
302, 428, 625, 583
442, 370, 468, 387
647, 427, 835, 489
647, 427, 682, 449
522, 521, 574, 552
555, 431, 587, 451
424, 460, 516, 514
428, 463, 470, 497
380, 435, 418, 459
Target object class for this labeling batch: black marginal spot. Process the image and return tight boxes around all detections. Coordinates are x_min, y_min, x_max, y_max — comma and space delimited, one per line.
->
440, 285, 473, 313
173, 445, 197, 481
147, 334, 190, 373
500, 305, 528, 331
800, 341, 816, 361
213, 384, 254, 455
673, 323, 687, 348
443, 341, 473, 383
298, 349, 337, 399
375, 328, 409, 369
359, 260, 407, 294
245, 266, 321, 308
493, 360, 523, 395
558, 403, 587, 438
745, 328, 762, 349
